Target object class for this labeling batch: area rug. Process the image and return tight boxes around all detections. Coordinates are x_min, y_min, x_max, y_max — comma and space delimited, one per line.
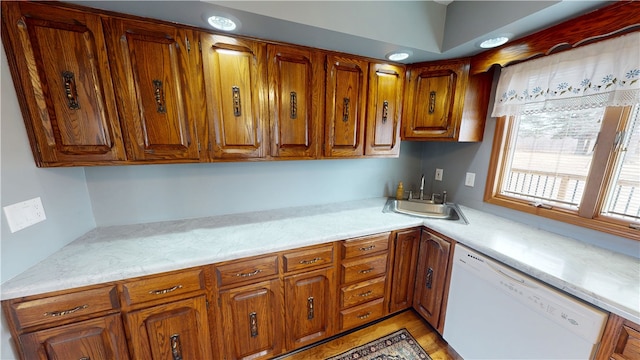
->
326, 328, 431, 360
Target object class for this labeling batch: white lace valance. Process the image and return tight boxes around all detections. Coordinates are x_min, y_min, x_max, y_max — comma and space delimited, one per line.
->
491, 32, 640, 117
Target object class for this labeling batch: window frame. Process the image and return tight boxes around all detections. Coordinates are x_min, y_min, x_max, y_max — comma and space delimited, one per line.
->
484, 106, 640, 241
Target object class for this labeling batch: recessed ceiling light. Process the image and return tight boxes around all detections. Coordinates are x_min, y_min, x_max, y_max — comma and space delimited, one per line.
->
479, 36, 510, 49
207, 15, 237, 31
387, 52, 410, 61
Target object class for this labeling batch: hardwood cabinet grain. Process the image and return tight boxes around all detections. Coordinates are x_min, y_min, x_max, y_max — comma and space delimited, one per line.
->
596, 314, 640, 360
413, 230, 452, 333
201, 34, 268, 159
1, 2, 126, 166
365, 63, 404, 156
267, 44, 324, 159
388, 228, 420, 313
103, 17, 203, 161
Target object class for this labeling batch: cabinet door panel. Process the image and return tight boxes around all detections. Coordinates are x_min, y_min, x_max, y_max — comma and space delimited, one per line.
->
20, 314, 129, 360
413, 231, 450, 330
126, 296, 213, 360
284, 268, 336, 350
365, 63, 404, 156
268, 45, 322, 158
389, 228, 420, 313
220, 279, 283, 360
201, 34, 267, 159
104, 18, 201, 161
325, 55, 368, 157
1, 2, 126, 165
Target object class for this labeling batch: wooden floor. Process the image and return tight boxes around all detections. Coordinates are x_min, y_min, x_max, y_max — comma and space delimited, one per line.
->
278, 310, 462, 360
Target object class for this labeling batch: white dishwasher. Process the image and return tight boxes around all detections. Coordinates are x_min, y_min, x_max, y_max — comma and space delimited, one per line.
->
443, 244, 608, 360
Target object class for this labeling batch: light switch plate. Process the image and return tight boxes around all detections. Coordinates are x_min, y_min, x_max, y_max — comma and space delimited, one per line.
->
3, 197, 46, 233
465, 172, 476, 187
435, 168, 444, 181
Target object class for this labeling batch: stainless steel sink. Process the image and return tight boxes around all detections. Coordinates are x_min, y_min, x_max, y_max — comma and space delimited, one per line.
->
383, 198, 468, 223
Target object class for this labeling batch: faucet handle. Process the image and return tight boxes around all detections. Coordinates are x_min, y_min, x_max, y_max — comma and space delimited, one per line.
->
442, 190, 448, 204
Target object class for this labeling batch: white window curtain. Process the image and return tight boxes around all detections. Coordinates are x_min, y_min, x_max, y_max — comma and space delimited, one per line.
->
492, 32, 640, 117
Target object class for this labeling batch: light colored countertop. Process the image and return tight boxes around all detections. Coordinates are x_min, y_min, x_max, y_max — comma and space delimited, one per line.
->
2, 198, 639, 324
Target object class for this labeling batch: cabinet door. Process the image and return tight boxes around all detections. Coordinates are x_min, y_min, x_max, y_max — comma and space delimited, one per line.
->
126, 295, 213, 360
219, 278, 283, 360
365, 63, 404, 156
389, 228, 420, 313
595, 314, 640, 360
268, 44, 323, 158
284, 267, 336, 350
324, 55, 368, 157
201, 34, 268, 159
413, 231, 451, 331
19, 314, 130, 360
403, 60, 468, 140
1, 2, 126, 166
103, 18, 202, 161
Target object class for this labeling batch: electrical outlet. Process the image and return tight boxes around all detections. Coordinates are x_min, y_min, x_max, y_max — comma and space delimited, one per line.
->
3, 197, 46, 233
435, 168, 443, 181
465, 172, 476, 187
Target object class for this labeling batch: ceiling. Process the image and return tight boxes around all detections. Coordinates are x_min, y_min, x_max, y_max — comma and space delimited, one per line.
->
67, 0, 613, 64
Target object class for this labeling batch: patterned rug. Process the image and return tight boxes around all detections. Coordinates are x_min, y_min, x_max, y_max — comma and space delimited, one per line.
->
326, 328, 431, 360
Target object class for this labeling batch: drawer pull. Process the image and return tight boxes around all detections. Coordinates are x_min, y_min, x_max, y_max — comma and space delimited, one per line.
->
299, 257, 322, 265
357, 312, 371, 320
79, 357, 90, 360
149, 285, 183, 295
359, 245, 376, 251
359, 290, 373, 297
359, 268, 374, 274
236, 269, 262, 278
307, 296, 315, 320
249, 312, 258, 337
44, 304, 89, 317
170, 334, 183, 360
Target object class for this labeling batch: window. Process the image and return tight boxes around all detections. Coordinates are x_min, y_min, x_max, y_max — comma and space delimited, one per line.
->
486, 32, 640, 240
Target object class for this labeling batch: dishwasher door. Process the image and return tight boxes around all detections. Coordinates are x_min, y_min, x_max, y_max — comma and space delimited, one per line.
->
443, 244, 607, 360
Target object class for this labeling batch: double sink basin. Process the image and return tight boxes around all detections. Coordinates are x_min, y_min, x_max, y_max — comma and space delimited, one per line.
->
383, 198, 468, 224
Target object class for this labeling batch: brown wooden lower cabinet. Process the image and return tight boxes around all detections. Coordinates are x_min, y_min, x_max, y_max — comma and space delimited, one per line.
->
596, 314, 640, 360
388, 228, 420, 313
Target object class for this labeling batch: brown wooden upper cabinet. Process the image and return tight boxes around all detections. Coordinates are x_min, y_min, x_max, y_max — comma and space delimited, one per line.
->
103, 17, 203, 161
1, 2, 127, 166
365, 63, 404, 156
201, 34, 268, 160
324, 55, 369, 157
267, 44, 324, 159
402, 58, 490, 142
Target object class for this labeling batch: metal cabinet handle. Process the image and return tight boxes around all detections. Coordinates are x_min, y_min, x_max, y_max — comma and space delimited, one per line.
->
382, 100, 389, 123
359, 245, 375, 251
290, 91, 297, 119
153, 79, 167, 114
357, 312, 371, 320
299, 257, 322, 265
170, 334, 183, 360
236, 269, 262, 277
149, 285, 183, 295
307, 296, 315, 320
62, 71, 80, 110
232, 86, 242, 117
343, 97, 350, 122
359, 290, 372, 297
359, 268, 373, 274
428, 91, 436, 114
44, 304, 88, 317
249, 312, 258, 337
426, 267, 434, 289
79, 357, 90, 360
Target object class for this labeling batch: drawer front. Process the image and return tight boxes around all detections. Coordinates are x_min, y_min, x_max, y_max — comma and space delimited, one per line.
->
283, 244, 334, 273
339, 298, 385, 330
10, 286, 118, 329
340, 276, 386, 309
342, 233, 390, 259
341, 253, 388, 284
122, 268, 205, 306
216, 255, 279, 287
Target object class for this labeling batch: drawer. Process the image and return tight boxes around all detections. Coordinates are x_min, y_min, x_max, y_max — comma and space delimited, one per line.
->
339, 298, 385, 330
342, 233, 390, 259
341, 253, 388, 284
340, 276, 386, 309
122, 268, 205, 306
9, 286, 119, 330
283, 244, 334, 273
215, 255, 279, 287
